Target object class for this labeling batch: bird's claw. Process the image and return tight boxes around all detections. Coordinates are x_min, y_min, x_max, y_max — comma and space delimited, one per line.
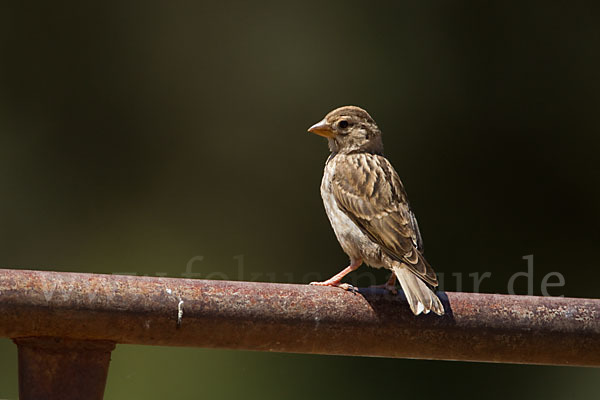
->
309, 281, 359, 294
338, 283, 359, 293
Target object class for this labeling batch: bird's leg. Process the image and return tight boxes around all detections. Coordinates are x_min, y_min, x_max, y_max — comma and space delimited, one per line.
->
310, 258, 362, 289
369, 272, 398, 294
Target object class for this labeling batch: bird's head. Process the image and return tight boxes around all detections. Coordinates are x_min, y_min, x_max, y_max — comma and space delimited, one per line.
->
308, 106, 383, 155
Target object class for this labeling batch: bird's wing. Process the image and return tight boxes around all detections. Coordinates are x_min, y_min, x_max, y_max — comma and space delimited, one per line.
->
331, 153, 438, 286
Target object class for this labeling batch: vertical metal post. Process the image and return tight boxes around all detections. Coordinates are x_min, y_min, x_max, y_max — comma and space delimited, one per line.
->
14, 337, 116, 400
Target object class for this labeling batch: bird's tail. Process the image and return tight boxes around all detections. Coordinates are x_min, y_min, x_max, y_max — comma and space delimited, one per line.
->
393, 264, 444, 316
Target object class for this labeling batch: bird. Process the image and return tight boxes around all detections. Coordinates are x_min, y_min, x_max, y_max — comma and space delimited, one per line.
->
307, 105, 444, 316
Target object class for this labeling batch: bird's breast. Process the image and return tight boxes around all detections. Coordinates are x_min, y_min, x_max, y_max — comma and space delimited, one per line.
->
320, 158, 383, 266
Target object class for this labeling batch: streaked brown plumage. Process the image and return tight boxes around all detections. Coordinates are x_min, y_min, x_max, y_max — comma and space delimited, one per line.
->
308, 105, 444, 315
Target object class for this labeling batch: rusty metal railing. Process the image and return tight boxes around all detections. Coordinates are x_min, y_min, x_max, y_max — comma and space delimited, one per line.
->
1, 268, 599, 399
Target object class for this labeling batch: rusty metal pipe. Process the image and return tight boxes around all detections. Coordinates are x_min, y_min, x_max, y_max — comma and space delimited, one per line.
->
1, 268, 599, 367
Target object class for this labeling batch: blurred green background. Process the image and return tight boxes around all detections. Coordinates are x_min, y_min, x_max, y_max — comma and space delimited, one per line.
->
1, 1, 599, 399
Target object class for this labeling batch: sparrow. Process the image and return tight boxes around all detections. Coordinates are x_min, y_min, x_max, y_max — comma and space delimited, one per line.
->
308, 106, 444, 316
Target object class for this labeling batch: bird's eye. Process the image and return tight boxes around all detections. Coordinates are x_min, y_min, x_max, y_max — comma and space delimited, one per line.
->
338, 120, 349, 129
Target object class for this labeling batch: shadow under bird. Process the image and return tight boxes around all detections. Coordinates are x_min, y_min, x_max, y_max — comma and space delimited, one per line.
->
308, 106, 444, 316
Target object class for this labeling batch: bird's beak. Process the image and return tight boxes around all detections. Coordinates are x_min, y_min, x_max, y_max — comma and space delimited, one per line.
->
308, 118, 335, 138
